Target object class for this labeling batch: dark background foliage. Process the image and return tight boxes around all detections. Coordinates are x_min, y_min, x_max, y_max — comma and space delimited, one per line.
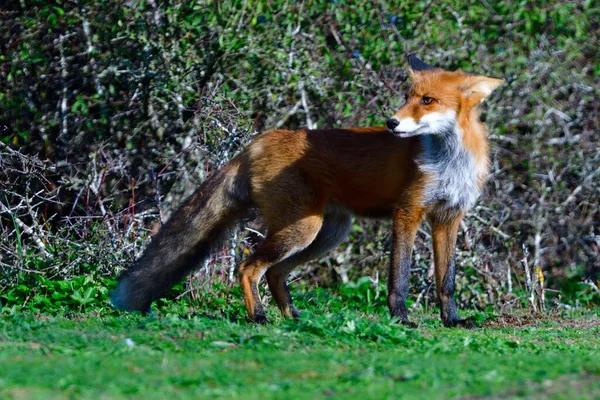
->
1, 0, 599, 312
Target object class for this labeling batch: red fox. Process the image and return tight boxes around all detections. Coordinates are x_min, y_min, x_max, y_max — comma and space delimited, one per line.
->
112, 54, 503, 328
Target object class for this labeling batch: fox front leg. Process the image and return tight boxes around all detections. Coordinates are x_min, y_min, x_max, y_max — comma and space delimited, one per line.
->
387, 208, 424, 327
430, 213, 476, 329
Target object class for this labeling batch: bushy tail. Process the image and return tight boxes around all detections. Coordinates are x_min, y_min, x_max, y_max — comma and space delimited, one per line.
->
111, 156, 252, 312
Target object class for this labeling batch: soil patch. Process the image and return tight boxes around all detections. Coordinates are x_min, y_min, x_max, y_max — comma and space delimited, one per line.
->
483, 312, 600, 329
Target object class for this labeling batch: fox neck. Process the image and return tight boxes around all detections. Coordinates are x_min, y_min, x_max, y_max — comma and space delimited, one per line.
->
417, 116, 489, 213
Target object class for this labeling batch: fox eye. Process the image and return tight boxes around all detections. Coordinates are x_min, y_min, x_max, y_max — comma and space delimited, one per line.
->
421, 96, 435, 105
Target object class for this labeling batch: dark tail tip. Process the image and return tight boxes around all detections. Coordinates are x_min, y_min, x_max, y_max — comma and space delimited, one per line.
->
110, 276, 151, 313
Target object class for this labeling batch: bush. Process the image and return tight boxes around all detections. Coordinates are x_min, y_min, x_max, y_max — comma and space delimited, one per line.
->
1, 0, 599, 312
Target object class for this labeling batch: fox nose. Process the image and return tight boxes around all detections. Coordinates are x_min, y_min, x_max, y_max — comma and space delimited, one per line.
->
386, 118, 400, 131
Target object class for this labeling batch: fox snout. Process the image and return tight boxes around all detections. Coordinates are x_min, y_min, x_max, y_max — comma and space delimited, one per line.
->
386, 118, 400, 132
386, 116, 424, 138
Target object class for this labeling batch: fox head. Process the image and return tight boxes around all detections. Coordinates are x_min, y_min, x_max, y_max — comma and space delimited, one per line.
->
386, 54, 504, 138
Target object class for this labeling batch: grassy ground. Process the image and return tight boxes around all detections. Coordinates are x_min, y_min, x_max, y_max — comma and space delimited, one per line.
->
1, 290, 599, 400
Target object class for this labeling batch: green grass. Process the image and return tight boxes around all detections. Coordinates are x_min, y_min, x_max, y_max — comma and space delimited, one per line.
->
1, 290, 599, 399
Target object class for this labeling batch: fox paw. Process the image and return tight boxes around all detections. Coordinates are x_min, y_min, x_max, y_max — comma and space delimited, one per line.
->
401, 320, 419, 328
444, 318, 478, 329
392, 317, 418, 328
250, 313, 268, 325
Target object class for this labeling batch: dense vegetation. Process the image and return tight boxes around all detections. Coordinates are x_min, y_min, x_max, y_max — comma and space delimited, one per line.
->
1, 0, 599, 315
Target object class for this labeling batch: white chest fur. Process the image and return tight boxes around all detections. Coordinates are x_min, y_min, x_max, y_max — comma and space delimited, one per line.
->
417, 132, 485, 212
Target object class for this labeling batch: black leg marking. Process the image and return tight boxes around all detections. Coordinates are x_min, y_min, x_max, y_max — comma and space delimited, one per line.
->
388, 258, 413, 326
439, 256, 475, 329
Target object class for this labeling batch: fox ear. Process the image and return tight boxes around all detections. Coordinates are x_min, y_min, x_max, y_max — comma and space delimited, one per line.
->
407, 54, 437, 73
462, 76, 504, 102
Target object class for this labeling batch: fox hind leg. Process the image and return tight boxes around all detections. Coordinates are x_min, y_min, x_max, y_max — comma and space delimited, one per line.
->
266, 208, 352, 318
239, 214, 323, 323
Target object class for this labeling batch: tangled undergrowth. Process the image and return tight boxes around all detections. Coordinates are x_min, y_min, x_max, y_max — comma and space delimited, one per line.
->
1, 1, 599, 314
